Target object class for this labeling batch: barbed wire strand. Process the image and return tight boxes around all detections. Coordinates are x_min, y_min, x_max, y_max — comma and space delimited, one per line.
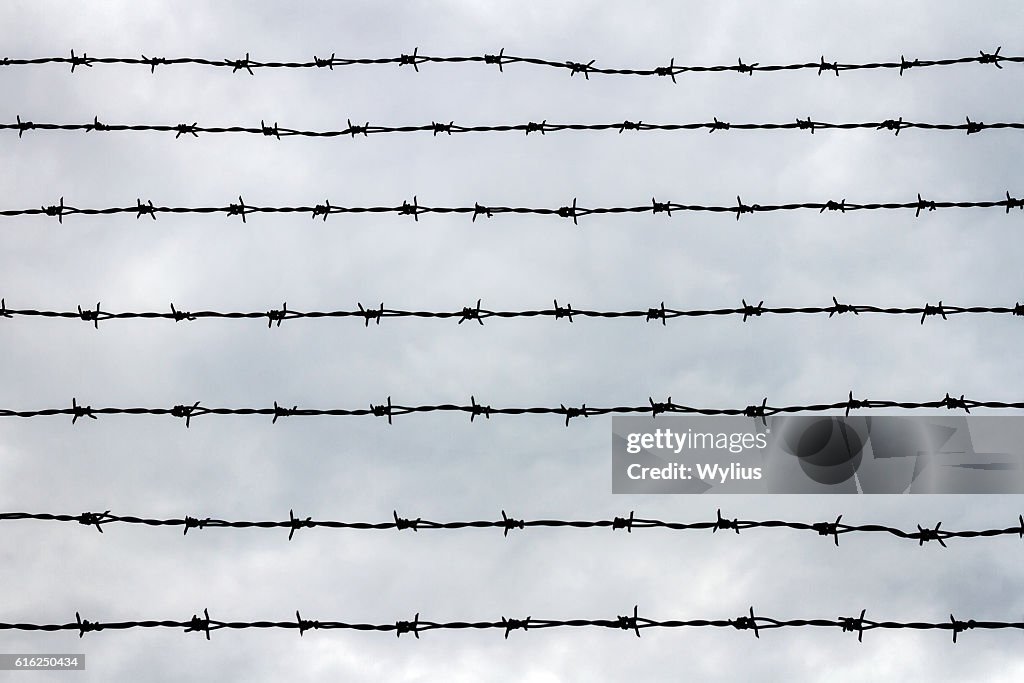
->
0, 47, 1017, 80
3, 193, 1023, 224
1, 394, 1020, 427
0, 607, 1015, 643
6, 509, 1024, 547
1, 299, 1021, 328
3, 116, 1020, 140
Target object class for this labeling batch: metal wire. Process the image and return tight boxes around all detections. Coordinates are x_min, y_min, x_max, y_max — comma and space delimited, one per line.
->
1, 393, 1019, 427
5, 509, 1022, 547
3, 192, 1022, 224
2, 298, 1021, 328
3, 40, 1022, 659
0, 47, 1017, 80
3, 116, 1020, 140
0, 607, 1013, 643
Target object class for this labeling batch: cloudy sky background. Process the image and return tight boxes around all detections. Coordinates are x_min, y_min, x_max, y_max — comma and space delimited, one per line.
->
1, 1, 1023, 680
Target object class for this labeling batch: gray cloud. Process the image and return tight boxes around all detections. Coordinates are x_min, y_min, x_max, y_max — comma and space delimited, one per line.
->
1, 1, 1023, 681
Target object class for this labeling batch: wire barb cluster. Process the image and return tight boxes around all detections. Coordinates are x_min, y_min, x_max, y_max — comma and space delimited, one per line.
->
1, 48, 1019, 79
3, 192, 1023, 224
0, 393, 1020, 426
0, 299, 1021, 328
6, 116, 1024, 141
2, 509, 1022, 547
0, 608, 1015, 643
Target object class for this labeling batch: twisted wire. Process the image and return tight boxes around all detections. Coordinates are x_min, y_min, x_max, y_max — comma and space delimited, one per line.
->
1, 393, 1020, 427
0, 47, 1018, 80
3, 116, 1021, 140
6, 509, 1023, 547
0, 607, 1013, 643
3, 192, 1022, 224
1, 298, 1021, 328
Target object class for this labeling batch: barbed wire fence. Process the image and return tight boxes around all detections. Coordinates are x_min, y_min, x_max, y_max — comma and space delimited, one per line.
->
1, 299, 1021, 328
1, 393, 1021, 427
3, 116, 1022, 140
3, 36, 1023, 656
0, 47, 1017, 79
0, 607, 1015, 643
3, 509, 1023, 547
2, 192, 1022, 224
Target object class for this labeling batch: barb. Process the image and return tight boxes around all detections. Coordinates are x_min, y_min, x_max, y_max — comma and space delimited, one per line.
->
6, 116, 1024, 141
3, 193, 1021, 224
1, 608, 1019, 642
4, 509, 1019, 548
0, 393, 1021, 425
0, 298, 1018, 327
2, 49, 1021, 79
170, 401, 206, 428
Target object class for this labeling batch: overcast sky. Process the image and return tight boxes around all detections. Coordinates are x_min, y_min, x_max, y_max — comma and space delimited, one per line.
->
2, 1, 1024, 681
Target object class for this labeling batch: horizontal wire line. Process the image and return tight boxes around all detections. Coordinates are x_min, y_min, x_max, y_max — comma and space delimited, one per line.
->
1, 394, 1019, 426
7, 509, 1022, 547
4, 193, 1024, 223
2, 116, 1019, 139
0, 608, 1011, 643
2, 299, 1022, 328
0, 47, 1017, 79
